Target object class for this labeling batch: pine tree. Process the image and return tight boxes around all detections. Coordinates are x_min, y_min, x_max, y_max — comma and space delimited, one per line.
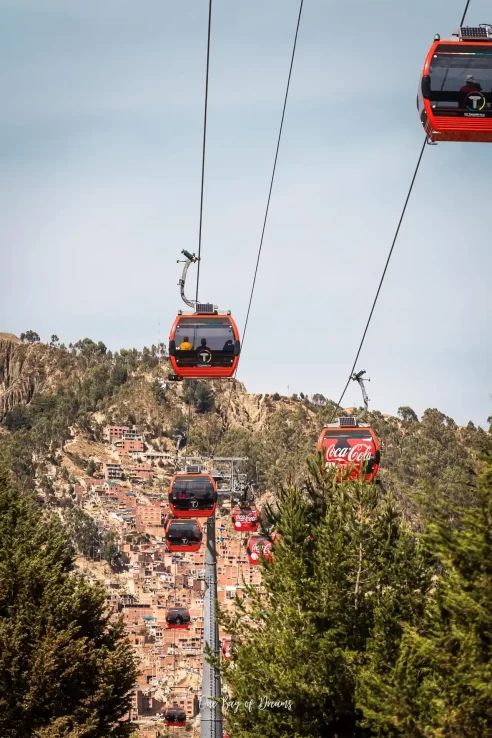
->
218, 456, 432, 738
357, 455, 492, 737
0, 465, 137, 738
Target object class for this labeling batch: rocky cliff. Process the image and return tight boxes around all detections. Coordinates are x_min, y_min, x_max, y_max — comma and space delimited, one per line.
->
0, 333, 70, 421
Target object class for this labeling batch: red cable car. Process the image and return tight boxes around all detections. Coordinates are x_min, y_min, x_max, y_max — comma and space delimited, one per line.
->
246, 534, 273, 566
164, 705, 186, 727
418, 25, 492, 142
169, 472, 217, 518
222, 635, 241, 660
168, 250, 241, 379
231, 504, 259, 532
165, 519, 203, 552
166, 605, 191, 629
169, 311, 240, 379
222, 640, 231, 660
317, 416, 380, 482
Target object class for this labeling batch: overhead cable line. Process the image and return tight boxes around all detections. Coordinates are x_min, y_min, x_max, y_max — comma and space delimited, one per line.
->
330, 137, 427, 418
241, 0, 304, 351
460, 0, 472, 25
213, 0, 304, 453
195, 0, 213, 304
330, 0, 472, 419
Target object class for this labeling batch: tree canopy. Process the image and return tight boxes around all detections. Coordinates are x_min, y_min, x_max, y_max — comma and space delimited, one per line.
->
0, 465, 137, 737
218, 457, 433, 738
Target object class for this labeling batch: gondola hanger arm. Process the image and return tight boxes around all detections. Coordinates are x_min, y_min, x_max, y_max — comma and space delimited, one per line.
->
177, 249, 200, 309
351, 370, 370, 411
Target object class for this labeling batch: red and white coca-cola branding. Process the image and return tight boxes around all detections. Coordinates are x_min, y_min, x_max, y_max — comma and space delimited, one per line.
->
324, 442, 374, 463
251, 539, 272, 555
321, 434, 378, 480
235, 512, 257, 522
232, 507, 259, 531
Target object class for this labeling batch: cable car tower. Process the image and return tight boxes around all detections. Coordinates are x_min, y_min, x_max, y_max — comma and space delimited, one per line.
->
171, 456, 249, 738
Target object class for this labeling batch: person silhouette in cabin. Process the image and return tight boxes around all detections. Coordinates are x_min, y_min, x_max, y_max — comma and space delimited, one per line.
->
179, 336, 193, 350
459, 74, 482, 107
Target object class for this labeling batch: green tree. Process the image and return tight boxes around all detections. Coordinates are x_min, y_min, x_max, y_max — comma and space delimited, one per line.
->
50, 335, 60, 347
219, 457, 431, 738
397, 406, 418, 423
0, 465, 137, 737
3, 405, 31, 431
66, 508, 102, 559
22, 330, 40, 343
183, 380, 214, 413
151, 379, 165, 404
357, 455, 492, 738
73, 338, 107, 361
86, 459, 97, 477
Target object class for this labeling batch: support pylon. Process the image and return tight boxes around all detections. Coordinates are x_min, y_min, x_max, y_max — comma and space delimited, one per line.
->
200, 515, 222, 738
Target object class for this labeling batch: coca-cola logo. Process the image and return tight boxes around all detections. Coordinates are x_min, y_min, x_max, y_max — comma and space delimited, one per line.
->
324, 442, 374, 464
251, 540, 272, 555
236, 513, 257, 522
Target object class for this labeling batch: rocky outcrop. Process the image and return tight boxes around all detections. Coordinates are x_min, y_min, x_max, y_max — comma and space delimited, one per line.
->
0, 334, 69, 421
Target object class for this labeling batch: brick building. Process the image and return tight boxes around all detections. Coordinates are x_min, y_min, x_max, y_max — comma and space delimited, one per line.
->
104, 425, 129, 442
103, 460, 123, 480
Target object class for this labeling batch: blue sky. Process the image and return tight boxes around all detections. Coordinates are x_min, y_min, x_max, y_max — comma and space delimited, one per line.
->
1, 0, 491, 426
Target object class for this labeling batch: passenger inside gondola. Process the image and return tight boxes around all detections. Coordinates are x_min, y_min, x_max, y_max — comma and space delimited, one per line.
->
428, 53, 492, 114
174, 318, 236, 356
179, 336, 193, 350
460, 74, 482, 93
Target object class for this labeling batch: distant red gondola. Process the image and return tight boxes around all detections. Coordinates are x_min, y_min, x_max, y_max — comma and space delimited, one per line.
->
317, 416, 380, 482
169, 472, 217, 518
166, 605, 191, 629
231, 504, 259, 532
222, 640, 231, 660
418, 25, 492, 142
246, 534, 273, 566
165, 519, 203, 552
222, 635, 241, 660
164, 705, 186, 727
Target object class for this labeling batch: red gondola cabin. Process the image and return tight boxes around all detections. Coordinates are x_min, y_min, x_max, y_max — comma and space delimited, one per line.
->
231, 504, 259, 532
246, 534, 273, 565
418, 26, 492, 142
169, 310, 240, 379
222, 640, 231, 660
317, 416, 380, 482
166, 605, 191, 629
164, 705, 186, 727
165, 519, 203, 552
169, 472, 217, 518
222, 635, 241, 660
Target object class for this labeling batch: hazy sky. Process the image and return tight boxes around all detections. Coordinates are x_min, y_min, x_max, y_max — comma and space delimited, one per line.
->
1, 0, 491, 426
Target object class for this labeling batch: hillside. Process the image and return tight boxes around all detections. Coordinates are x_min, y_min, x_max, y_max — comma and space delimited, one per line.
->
0, 332, 490, 517
0, 332, 491, 733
